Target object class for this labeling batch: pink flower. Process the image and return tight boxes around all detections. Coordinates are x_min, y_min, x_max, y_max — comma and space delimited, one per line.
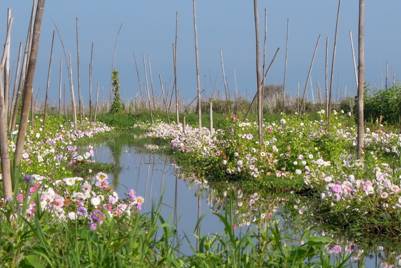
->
16, 193, 24, 203
328, 245, 342, 255
362, 181, 374, 195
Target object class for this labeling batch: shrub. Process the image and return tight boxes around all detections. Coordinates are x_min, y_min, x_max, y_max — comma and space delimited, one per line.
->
364, 86, 401, 124
109, 70, 124, 114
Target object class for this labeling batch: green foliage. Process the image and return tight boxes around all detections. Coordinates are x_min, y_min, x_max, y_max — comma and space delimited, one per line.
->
364, 86, 401, 124
109, 69, 124, 114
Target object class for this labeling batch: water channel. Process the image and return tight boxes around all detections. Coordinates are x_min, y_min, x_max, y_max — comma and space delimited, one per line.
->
93, 134, 401, 267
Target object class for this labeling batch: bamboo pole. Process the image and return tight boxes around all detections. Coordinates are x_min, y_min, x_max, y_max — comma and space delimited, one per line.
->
282, 18, 289, 108
253, 0, 263, 145
4, 9, 12, 123
245, 47, 280, 119
301, 35, 320, 112
89, 42, 94, 120
220, 49, 229, 107
327, 0, 342, 125
209, 100, 213, 134
67, 53, 77, 127
325, 37, 329, 116
58, 59, 62, 114
349, 31, 358, 88
192, 0, 202, 128
356, 0, 365, 159
94, 82, 99, 122
75, 17, 83, 118
15, 0, 46, 166
0, 10, 14, 198
43, 30, 55, 127
9, 42, 22, 126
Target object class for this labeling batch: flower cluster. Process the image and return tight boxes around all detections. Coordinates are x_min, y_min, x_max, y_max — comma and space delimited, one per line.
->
16, 172, 143, 230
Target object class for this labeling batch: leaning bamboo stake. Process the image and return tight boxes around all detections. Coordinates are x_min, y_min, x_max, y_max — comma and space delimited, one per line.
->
75, 17, 83, 118
67, 53, 77, 127
349, 31, 358, 88
89, 42, 94, 120
301, 35, 321, 112
15, 0, 46, 166
43, 30, 55, 127
0, 11, 14, 199
8, 42, 22, 127
4, 9, 12, 122
143, 56, 153, 122
356, 0, 365, 159
245, 47, 280, 119
220, 49, 229, 106
327, 0, 342, 126
192, 0, 202, 128
253, 0, 263, 145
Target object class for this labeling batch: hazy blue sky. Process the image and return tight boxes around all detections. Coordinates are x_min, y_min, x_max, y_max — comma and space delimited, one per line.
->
1, 0, 401, 105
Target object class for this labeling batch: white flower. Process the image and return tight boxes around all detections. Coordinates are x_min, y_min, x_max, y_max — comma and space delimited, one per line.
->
91, 196, 101, 206
68, 212, 77, 220
295, 169, 302, 175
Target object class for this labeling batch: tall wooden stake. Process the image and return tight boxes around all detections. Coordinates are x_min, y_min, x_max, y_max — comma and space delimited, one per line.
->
43, 30, 55, 127
58, 59, 62, 114
173, 12, 179, 124
75, 17, 83, 118
15, 0, 46, 166
89, 42, 94, 120
0, 11, 13, 198
193, 0, 202, 128
327, 0, 342, 126
357, 0, 365, 159
282, 18, 289, 108
253, 0, 263, 145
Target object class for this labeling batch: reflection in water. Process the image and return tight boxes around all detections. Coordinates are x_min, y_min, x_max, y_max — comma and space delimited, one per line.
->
93, 137, 401, 267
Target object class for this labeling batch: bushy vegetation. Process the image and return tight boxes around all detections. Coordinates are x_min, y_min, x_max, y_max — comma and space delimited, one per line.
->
109, 70, 124, 114
365, 86, 401, 124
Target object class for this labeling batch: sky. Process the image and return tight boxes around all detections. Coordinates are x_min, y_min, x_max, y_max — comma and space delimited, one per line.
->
0, 0, 401, 106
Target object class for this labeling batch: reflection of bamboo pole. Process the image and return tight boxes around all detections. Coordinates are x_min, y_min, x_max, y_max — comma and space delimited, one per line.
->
196, 194, 201, 251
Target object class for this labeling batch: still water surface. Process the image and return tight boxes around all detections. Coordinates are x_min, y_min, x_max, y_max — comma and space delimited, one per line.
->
93, 138, 399, 267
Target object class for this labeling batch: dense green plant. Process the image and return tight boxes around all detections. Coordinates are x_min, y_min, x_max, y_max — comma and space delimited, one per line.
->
364, 86, 401, 124
110, 69, 124, 114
